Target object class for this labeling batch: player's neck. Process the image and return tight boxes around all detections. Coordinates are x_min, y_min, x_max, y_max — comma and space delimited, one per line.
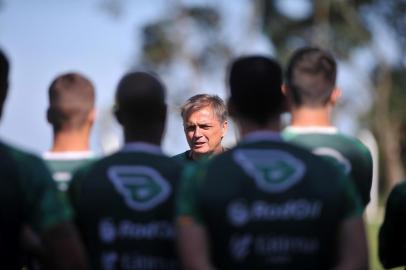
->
290, 106, 333, 127
237, 117, 282, 138
123, 131, 162, 146
51, 130, 91, 152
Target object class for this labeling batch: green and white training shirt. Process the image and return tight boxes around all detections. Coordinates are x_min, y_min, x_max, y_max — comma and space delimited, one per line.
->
43, 151, 95, 192
283, 126, 373, 208
177, 131, 362, 270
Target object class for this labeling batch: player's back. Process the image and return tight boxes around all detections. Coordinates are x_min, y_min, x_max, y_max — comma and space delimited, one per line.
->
283, 127, 372, 208
185, 136, 361, 269
69, 144, 184, 270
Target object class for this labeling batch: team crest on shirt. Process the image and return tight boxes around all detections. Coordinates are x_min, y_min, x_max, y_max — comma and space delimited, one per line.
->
312, 147, 351, 174
233, 149, 306, 193
108, 165, 171, 211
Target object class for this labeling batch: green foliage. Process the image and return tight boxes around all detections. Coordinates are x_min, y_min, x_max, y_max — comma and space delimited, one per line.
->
186, 7, 220, 29
140, 6, 231, 71
260, 0, 372, 60
389, 69, 406, 120
142, 20, 175, 67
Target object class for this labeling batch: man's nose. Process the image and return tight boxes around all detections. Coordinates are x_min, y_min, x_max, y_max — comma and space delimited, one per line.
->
194, 127, 202, 137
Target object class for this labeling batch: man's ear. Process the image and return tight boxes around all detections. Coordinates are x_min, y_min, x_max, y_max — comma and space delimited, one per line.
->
330, 87, 342, 106
221, 120, 228, 138
281, 84, 293, 111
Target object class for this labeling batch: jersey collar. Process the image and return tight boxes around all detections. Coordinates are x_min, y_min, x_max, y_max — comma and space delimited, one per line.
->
121, 142, 163, 155
284, 126, 338, 134
242, 130, 283, 143
43, 151, 95, 160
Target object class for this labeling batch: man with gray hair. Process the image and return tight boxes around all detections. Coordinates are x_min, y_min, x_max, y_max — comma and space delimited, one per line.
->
173, 94, 228, 162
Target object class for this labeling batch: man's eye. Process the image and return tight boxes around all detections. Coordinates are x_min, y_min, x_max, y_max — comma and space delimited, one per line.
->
186, 126, 195, 132
201, 126, 211, 130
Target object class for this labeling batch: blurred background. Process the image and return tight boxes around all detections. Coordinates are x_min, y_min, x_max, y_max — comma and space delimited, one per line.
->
0, 1, 405, 268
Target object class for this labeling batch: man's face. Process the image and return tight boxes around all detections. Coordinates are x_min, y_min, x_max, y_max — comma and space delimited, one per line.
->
183, 106, 227, 159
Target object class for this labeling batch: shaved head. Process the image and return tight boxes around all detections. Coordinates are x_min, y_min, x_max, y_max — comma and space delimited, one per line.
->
228, 55, 283, 125
115, 71, 166, 131
47, 72, 95, 132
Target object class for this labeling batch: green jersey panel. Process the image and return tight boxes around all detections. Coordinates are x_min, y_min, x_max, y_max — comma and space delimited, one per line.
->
379, 181, 406, 268
283, 128, 373, 208
69, 146, 184, 270
44, 152, 96, 192
0, 142, 72, 269
177, 136, 362, 270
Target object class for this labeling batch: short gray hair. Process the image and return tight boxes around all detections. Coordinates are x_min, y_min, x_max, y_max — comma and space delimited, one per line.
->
181, 94, 227, 123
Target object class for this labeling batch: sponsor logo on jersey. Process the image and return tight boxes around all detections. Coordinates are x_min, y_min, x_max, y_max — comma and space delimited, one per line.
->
108, 166, 171, 211
312, 147, 351, 174
228, 199, 322, 226
101, 252, 178, 270
100, 218, 117, 243
101, 252, 118, 270
99, 218, 175, 243
228, 200, 250, 226
228, 233, 319, 264
230, 234, 253, 261
233, 149, 306, 193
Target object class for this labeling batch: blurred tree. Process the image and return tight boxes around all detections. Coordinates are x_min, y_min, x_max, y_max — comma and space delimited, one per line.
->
260, 0, 406, 194
139, 4, 233, 106
366, 0, 406, 193
98, 0, 125, 20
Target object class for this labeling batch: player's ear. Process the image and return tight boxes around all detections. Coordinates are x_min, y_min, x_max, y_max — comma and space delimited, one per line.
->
227, 98, 236, 119
281, 84, 288, 96
46, 108, 52, 124
88, 107, 96, 123
330, 87, 341, 105
113, 105, 123, 125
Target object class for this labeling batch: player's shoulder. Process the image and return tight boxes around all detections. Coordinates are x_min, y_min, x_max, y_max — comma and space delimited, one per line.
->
330, 132, 369, 150
171, 150, 193, 163
0, 141, 47, 170
212, 138, 336, 172
76, 149, 184, 176
0, 142, 55, 195
285, 127, 371, 155
325, 132, 372, 164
